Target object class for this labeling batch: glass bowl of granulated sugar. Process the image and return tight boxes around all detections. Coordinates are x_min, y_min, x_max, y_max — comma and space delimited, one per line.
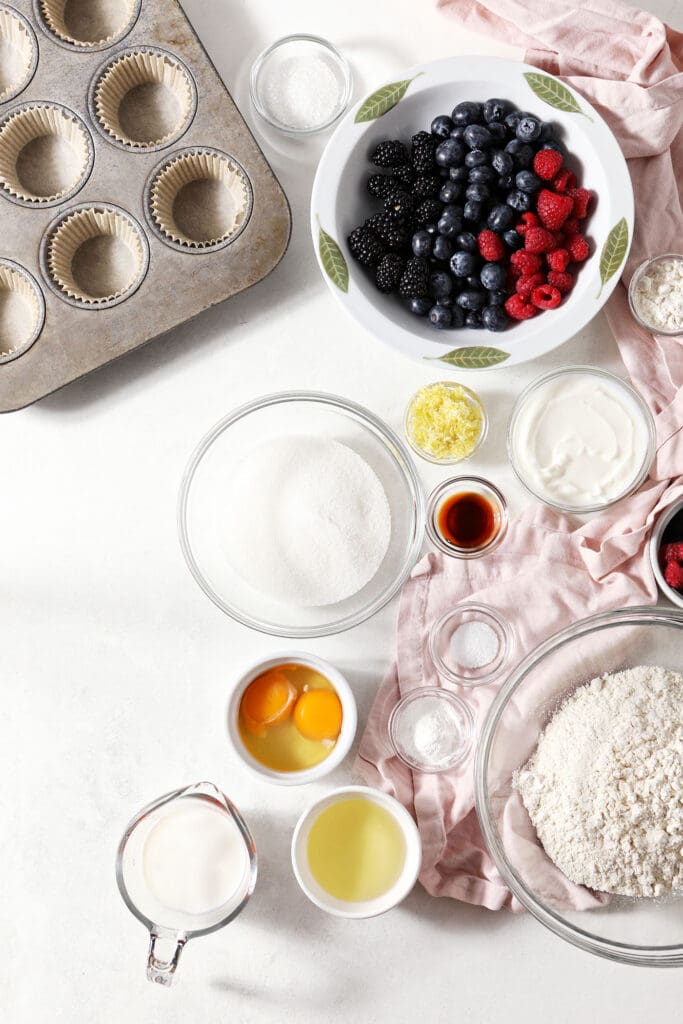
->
178, 391, 425, 637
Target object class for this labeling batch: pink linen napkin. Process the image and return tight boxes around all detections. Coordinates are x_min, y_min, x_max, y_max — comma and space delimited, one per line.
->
356, 0, 683, 911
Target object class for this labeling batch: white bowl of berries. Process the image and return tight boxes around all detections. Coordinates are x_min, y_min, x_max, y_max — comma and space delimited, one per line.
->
311, 56, 634, 370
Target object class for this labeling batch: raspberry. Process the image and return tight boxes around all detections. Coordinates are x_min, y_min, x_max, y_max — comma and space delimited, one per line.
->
661, 542, 683, 564
547, 270, 574, 294
515, 211, 539, 236
569, 187, 592, 219
525, 226, 556, 254
505, 294, 537, 320
563, 217, 580, 236
533, 149, 563, 181
531, 284, 562, 309
547, 248, 570, 272
566, 234, 590, 262
664, 560, 683, 591
477, 229, 505, 261
510, 250, 541, 275
553, 169, 577, 193
516, 272, 545, 299
536, 189, 574, 231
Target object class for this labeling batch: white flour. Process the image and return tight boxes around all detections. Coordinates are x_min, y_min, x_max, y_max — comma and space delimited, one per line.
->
632, 257, 683, 332
514, 665, 683, 898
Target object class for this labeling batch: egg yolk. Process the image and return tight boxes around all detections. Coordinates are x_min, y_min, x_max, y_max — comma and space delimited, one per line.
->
293, 689, 343, 742
241, 670, 297, 737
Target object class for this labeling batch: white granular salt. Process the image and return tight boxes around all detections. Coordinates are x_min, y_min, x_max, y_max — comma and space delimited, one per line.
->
260, 54, 341, 130
394, 695, 465, 769
450, 620, 499, 669
223, 435, 391, 607
632, 257, 683, 333
514, 665, 683, 898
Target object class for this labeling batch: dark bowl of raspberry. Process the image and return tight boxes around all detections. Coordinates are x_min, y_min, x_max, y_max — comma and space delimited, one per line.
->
650, 497, 683, 610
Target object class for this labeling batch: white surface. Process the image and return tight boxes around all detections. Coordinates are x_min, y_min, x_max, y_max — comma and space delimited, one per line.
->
2, 0, 682, 1020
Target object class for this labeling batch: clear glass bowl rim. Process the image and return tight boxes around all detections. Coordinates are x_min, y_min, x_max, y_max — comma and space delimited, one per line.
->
404, 381, 489, 465
177, 390, 426, 638
388, 686, 474, 773
249, 33, 353, 136
506, 365, 657, 515
426, 475, 509, 559
627, 253, 683, 338
429, 601, 514, 686
474, 605, 683, 967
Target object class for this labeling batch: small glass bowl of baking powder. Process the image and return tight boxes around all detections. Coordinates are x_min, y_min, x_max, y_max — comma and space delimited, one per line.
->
388, 688, 474, 773
250, 35, 353, 136
429, 602, 514, 687
628, 253, 683, 336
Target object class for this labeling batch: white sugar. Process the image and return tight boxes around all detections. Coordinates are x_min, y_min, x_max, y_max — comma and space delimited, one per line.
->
450, 620, 499, 669
260, 54, 341, 130
393, 695, 465, 769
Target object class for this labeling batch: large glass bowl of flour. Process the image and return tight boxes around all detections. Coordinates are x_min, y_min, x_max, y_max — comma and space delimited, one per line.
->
178, 391, 425, 637
475, 607, 683, 966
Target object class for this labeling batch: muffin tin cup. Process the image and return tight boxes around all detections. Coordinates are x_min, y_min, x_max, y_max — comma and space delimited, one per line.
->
36, 0, 141, 50
90, 46, 197, 151
0, 5, 38, 103
41, 202, 149, 308
0, 257, 45, 362
0, 102, 94, 205
146, 147, 253, 253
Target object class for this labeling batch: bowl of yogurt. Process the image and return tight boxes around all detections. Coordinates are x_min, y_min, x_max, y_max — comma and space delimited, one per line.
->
507, 366, 656, 514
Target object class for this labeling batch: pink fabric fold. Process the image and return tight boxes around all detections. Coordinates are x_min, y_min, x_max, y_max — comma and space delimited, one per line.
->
356, 0, 683, 911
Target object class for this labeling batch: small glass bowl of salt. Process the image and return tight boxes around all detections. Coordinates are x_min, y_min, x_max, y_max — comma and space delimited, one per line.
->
628, 253, 683, 337
429, 602, 513, 687
388, 688, 474, 774
250, 34, 353, 136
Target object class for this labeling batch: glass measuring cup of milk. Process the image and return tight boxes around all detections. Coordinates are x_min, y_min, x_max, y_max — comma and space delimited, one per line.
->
116, 781, 257, 986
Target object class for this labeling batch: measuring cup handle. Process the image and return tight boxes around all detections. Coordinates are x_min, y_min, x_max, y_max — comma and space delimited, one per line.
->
146, 932, 187, 986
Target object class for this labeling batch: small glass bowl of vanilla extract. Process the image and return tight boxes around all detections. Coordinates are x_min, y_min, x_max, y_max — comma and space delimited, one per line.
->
426, 476, 508, 559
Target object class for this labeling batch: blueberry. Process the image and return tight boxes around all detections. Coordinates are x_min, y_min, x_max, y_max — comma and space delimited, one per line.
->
487, 203, 515, 231
431, 114, 454, 139
439, 180, 462, 204
465, 310, 483, 329
466, 183, 490, 203
430, 271, 453, 298
468, 165, 496, 185
488, 123, 507, 142
515, 169, 541, 193
465, 274, 481, 290
452, 100, 482, 126
504, 110, 524, 131
516, 116, 542, 142
432, 234, 454, 261
465, 149, 488, 169
464, 124, 493, 149
539, 121, 556, 142
455, 231, 478, 253
449, 165, 469, 182
483, 98, 509, 124
437, 296, 453, 307
437, 211, 462, 238
497, 173, 514, 191
505, 139, 534, 167
408, 296, 431, 316
482, 305, 509, 332
425, 222, 438, 235
435, 138, 466, 168
457, 289, 485, 311
412, 230, 432, 257
491, 150, 514, 176
503, 228, 524, 251
480, 262, 506, 291
487, 289, 507, 306
451, 305, 465, 328
449, 126, 467, 141
506, 190, 532, 212
541, 139, 565, 154
429, 304, 452, 329
463, 199, 483, 223
449, 250, 477, 277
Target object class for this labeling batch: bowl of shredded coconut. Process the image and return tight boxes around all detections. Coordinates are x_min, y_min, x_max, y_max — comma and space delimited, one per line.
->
178, 391, 425, 637
475, 606, 683, 966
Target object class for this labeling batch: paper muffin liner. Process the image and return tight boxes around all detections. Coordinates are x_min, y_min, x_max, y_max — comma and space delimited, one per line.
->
0, 7, 37, 102
0, 104, 92, 203
149, 149, 251, 250
38, 0, 138, 48
0, 260, 45, 363
46, 205, 147, 305
93, 49, 195, 149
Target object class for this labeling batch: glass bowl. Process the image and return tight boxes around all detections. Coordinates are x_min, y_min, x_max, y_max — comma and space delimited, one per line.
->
388, 687, 474, 773
178, 391, 425, 637
628, 254, 683, 337
250, 34, 352, 136
475, 606, 683, 966
507, 366, 656, 515
426, 476, 508, 559
404, 381, 488, 465
429, 602, 513, 686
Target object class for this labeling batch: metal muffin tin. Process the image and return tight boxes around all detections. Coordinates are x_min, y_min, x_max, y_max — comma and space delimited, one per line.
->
0, 0, 291, 411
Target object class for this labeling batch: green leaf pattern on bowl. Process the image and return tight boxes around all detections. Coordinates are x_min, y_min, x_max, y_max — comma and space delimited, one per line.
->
597, 217, 629, 298
523, 71, 593, 121
427, 346, 511, 369
354, 74, 423, 123
318, 223, 349, 293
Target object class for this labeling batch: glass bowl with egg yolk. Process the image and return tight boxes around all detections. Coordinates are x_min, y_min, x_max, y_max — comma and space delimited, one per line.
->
227, 654, 357, 784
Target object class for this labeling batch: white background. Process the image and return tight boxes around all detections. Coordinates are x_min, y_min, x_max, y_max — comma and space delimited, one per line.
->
3, 0, 682, 1021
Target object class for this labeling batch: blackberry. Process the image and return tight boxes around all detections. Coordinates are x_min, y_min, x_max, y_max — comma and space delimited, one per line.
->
411, 130, 436, 174
399, 256, 430, 299
414, 198, 442, 226
365, 212, 408, 252
383, 189, 414, 216
411, 174, 441, 199
367, 173, 397, 199
375, 253, 405, 293
370, 139, 408, 168
393, 164, 415, 188
347, 225, 384, 267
